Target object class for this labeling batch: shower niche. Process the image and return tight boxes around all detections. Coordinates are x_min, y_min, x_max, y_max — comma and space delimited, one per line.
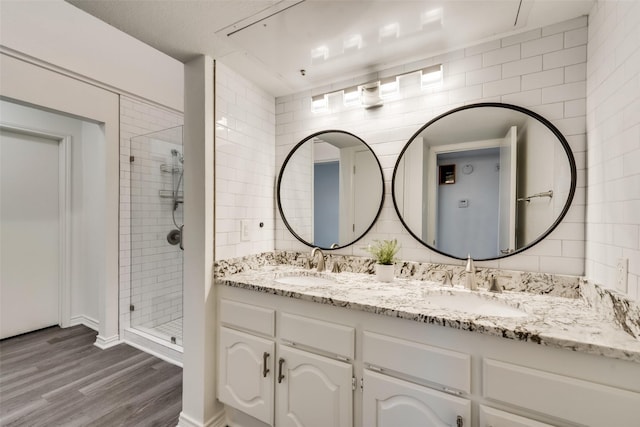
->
129, 125, 184, 347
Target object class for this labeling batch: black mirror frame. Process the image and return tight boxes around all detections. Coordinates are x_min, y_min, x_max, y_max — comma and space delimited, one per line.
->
277, 130, 385, 250
391, 102, 577, 261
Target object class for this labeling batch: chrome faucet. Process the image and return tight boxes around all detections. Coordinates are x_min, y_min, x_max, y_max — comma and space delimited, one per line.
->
311, 247, 326, 272
465, 254, 477, 291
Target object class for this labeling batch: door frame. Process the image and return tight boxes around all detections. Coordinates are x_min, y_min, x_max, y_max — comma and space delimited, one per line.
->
0, 122, 71, 328
426, 139, 501, 248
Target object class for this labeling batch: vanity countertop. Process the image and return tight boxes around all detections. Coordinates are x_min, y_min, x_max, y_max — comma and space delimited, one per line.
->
217, 265, 640, 364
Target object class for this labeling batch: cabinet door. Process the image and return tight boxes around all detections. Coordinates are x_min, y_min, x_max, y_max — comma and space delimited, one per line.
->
363, 370, 470, 427
218, 327, 275, 425
276, 345, 352, 427
479, 405, 554, 427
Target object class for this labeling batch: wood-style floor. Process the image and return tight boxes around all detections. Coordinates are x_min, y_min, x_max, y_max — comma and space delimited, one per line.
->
0, 325, 182, 426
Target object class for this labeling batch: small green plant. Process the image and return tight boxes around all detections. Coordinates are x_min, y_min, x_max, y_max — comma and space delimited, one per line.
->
364, 239, 400, 265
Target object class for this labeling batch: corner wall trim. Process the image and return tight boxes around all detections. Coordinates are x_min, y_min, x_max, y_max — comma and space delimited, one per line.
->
94, 334, 120, 349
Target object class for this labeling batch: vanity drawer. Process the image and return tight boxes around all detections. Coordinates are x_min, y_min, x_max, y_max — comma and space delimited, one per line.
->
363, 331, 470, 393
219, 298, 275, 337
483, 358, 640, 426
280, 312, 354, 360
479, 405, 553, 427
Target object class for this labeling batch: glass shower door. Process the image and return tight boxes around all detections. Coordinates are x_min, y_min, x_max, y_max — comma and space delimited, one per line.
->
129, 126, 184, 346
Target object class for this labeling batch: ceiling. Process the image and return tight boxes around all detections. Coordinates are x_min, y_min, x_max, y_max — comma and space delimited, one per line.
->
66, 0, 595, 97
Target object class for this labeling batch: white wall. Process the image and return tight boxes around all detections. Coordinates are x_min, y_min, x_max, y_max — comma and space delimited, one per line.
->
181, 54, 224, 427
276, 17, 588, 276
0, 0, 183, 111
215, 62, 276, 260
0, 99, 103, 326
586, 0, 640, 301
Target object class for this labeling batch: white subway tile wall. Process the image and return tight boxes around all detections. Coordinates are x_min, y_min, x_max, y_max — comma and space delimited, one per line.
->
275, 17, 588, 276
215, 62, 276, 261
119, 96, 183, 336
587, 1, 640, 301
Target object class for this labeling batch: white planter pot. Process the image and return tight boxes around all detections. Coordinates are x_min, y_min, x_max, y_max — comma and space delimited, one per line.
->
375, 263, 395, 282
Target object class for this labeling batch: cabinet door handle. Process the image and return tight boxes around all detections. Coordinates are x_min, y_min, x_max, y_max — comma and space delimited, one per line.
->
278, 358, 285, 383
262, 352, 270, 378
456, 415, 463, 427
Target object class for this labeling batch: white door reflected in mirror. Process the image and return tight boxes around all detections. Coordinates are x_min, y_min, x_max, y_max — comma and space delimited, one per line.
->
392, 103, 575, 261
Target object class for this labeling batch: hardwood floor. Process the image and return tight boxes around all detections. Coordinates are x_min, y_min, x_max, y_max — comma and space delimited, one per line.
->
0, 325, 182, 426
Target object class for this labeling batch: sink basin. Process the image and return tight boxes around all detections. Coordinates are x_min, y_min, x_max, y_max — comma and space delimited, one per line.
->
274, 275, 336, 286
425, 293, 529, 318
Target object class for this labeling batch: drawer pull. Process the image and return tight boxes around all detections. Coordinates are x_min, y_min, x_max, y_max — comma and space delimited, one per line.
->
278, 358, 285, 383
262, 352, 270, 378
457, 415, 463, 427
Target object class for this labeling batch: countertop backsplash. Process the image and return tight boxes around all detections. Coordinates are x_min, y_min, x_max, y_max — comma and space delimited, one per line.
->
580, 280, 640, 339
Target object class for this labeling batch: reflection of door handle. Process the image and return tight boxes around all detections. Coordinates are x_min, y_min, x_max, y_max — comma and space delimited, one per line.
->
500, 248, 513, 254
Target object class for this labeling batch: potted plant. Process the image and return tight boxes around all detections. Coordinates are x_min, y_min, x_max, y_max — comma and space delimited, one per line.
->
364, 239, 400, 282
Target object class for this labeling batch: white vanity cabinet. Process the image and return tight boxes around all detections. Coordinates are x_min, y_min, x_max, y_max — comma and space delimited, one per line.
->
363, 370, 470, 427
479, 406, 554, 427
482, 358, 640, 426
218, 326, 275, 425
217, 285, 640, 427
218, 297, 355, 427
362, 331, 471, 427
276, 345, 352, 427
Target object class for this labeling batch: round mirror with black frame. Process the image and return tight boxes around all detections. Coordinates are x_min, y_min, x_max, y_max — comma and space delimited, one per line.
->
392, 102, 576, 261
277, 130, 385, 250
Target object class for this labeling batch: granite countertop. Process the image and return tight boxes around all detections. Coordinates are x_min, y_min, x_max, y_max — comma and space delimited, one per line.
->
217, 264, 640, 364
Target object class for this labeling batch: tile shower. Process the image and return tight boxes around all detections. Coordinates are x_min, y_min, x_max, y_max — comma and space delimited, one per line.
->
129, 126, 184, 345
119, 96, 184, 350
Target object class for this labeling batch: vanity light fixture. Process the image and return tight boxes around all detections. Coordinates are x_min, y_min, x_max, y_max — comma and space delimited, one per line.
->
421, 64, 443, 89
343, 86, 360, 107
311, 94, 328, 113
361, 82, 384, 109
309, 63, 442, 112
379, 76, 399, 99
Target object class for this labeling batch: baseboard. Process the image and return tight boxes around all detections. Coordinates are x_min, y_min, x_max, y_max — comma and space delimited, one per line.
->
178, 410, 226, 427
94, 333, 120, 349
69, 314, 99, 331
